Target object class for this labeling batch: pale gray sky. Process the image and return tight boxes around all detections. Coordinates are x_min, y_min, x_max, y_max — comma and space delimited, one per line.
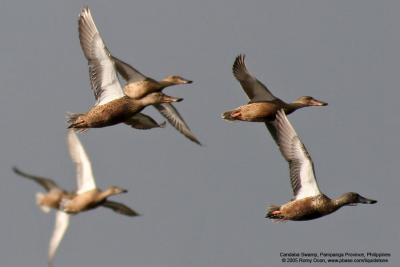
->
0, 0, 398, 266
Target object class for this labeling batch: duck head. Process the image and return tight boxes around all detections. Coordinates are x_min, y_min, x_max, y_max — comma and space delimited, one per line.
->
161, 75, 192, 85
141, 92, 183, 106
293, 96, 328, 107
337, 192, 377, 206
106, 186, 128, 196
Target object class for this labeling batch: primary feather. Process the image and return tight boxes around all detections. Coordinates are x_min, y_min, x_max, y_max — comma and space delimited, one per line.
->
275, 110, 321, 199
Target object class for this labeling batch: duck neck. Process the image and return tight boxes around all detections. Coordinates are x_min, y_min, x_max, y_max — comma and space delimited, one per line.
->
95, 189, 114, 202
158, 79, 175, 89
137, 96, 158, 107
333, 196, 351, 209
287, 102, 307, 113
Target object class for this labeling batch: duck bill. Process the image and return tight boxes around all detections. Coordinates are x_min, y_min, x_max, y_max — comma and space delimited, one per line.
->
120, 189, 128, 194
357, 195, 377, 204
162, 94, 183, 103
311, 99, 328, 106
180, 78, 192, 84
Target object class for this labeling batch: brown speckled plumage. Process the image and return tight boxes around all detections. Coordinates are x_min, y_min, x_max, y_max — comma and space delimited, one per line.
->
265, 110, 376, 222
223, 55, 327, 143
67, 93, 181, 130
267, 195, 339, 221
222, 100, 297, 122
61, 187, 138, 216
78, 7, 200, 144
68, 96, 146, 129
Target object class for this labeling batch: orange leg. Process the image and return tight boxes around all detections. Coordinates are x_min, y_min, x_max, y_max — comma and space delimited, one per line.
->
231, 110, 241, 119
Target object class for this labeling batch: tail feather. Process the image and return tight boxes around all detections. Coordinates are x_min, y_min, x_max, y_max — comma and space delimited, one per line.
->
66, 113, 87, 131
265, 205, 282, 219
221, 110, 236, 121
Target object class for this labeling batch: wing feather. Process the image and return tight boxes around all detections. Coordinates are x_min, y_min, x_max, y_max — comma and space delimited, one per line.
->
232, 54, 277, 102
101, 200, 140, 217
154, 103, 201, 145
112, 55, 147, 83
13, 167, 59, 192
78, 7, 124, 106
48, 211, 70, 266
67, 130, 96, 194
275, 110, 321, 199
124, 113, 166, 129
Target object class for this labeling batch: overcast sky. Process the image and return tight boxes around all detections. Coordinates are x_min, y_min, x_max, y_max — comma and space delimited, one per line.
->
0, 0, 398, 266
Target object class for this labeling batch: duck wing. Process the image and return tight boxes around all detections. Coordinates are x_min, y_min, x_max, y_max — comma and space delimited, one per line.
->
78, 7, 124, 106
112, 55, 147, 83
111, 59, 201, 144
101, 200, 140, 217
232, 54, 278, 102
13, 167, 60, 192
124, 113, 166, 129
154, 103, 201, 145
48, 211, 70, 266
67, 130, 96, 194
275, 110, 321, 200
265, 121, 279, 145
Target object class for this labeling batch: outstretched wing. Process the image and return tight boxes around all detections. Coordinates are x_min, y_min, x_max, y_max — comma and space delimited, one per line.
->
101, 200, 140, 217
67, 130, 96, 194
232, 54, 278, 102
13, 167, 59, 192
112, 55, 147, 83
48, 211, 70, 266
78, 6, 124, 106
154, 103, 201, 145
275, 110, 321, 200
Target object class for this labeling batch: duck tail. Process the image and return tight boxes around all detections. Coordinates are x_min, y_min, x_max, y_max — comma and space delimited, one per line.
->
36, 192, 51, 213
265, 205, 283, 219
221, 110, 236, 121
66, 112, 88, 131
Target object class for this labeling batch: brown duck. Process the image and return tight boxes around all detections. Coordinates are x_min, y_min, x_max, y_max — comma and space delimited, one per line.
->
13, 167, 73, 212
13, 130, 138, 265
67, 93, 181, 130
265, 110, 376, 221
77, 7, 201, 144
13, 166, 74, 265
222, 55, 327, 140
61, 130, 139, 217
